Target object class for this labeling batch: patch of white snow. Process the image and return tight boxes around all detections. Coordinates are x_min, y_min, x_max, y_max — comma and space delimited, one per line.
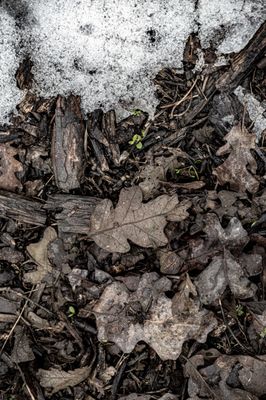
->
0, 0, 265, 124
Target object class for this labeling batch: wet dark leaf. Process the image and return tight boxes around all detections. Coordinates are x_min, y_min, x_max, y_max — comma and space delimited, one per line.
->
213, 125, 259, 193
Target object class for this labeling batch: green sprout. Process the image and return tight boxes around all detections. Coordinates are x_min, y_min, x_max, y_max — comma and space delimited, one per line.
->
68, 305, 76, 318
129, 129, 146, 150
236, 304, 245, 317
175, 165, 199, 180
131, 109, 142, 117
194, 159, 203, 164
188, 166, 199, 180
259, 327, 266, 338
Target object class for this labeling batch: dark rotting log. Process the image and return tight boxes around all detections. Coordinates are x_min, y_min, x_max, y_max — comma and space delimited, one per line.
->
0, 190, 46, 226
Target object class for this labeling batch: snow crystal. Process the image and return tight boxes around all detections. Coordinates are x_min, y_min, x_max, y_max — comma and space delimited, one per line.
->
0, 0, 265, 124
198, 0, 265, 54
0, 6, 22, 124
23, 0, 196, 118
234, 86, 266, 142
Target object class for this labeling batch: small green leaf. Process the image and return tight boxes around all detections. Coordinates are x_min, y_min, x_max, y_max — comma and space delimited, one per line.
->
131, 109, 142, 116
141, 129, 146, 138
68, 305, 76, 317
236, 304, 245, 317
189, 166, 199, 180
259, 327, 266, 338
136, 141, 143, 150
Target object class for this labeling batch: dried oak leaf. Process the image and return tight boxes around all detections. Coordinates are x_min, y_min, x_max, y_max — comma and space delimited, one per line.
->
90, 186, 191, 253
0, 144, 23, 191
195, 250, 257, 305
213, 125, 259, 193
37, 366, 90, 394
25, 227, 57, 284
11, 325, 35, 363
93, 272, 217, 360
204, 213, 249, 249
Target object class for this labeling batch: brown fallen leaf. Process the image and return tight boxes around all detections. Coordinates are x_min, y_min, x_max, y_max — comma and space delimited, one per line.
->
119, 395, 151, 400
37, 366, 90, 394
93, 273, 217, 360
139, 149, 188, 199
90, 186, 191, 253
213, 125, 259, 193
194, 251, 257, 305
0, 144, 23, 191
202, 354, 266, 399
119, 395, 178, 400
204, 214, 249, 249
11, 326, 35, 363
158, 249, 183, 274
185, 350, 263, 400
24, 227, 57, 284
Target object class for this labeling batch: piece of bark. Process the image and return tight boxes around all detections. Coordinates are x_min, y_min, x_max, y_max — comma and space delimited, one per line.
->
216, 21, 266, 92
183, 22, 266, 126
45, 194, 100, 235
0, 190, 46, 226
87, 110, 109, 171
51, 95, 85, 191
102, 110, 120, 165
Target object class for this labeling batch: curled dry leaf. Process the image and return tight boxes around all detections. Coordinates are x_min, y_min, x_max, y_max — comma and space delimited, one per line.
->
139, 149, 188, 199
25, 227, 57, 284
185, 351, 264, 400
37, 366, 91, 394
158, 249, 183, 274
93, 273, 217, 360
0, 144, 23, 191
205, 355, 266, 399
213, 125, 259, 193
90, 186, 191, 253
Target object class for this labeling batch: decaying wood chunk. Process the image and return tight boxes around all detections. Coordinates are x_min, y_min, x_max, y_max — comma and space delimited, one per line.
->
51, 95, 85, 192
183, 21, 266, 126
0, 191, 46, 226
45, 194, 100, 235
216, 21, 266, 92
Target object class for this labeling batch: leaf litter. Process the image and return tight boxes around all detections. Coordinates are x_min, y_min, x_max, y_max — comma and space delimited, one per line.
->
89, 186, 191, 253
0, 17, 265, 400
93, 273, 217, 360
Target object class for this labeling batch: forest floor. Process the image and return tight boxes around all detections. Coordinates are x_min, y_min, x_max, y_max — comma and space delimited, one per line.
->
0, 24, 265, 400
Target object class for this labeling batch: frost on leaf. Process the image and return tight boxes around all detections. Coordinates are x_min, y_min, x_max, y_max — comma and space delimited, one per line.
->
89, 186, 191, 253
37, 366, 90, 394
0, 144, 23, 191
213, 125, 259, 193
25, 227, 57, 284
93, 273, 217, 360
